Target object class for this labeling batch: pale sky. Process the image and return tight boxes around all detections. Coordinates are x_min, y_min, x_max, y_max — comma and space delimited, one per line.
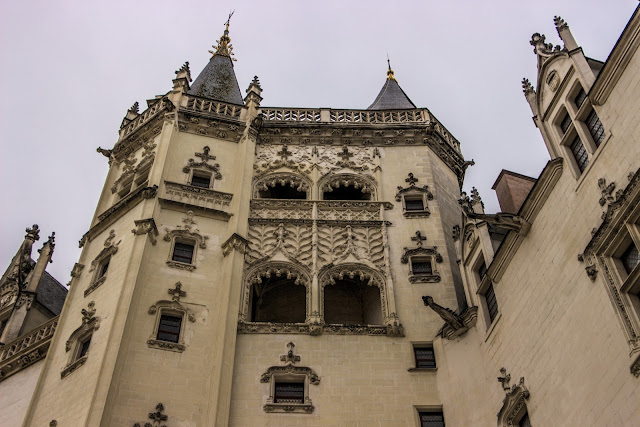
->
1, 0, 637, 283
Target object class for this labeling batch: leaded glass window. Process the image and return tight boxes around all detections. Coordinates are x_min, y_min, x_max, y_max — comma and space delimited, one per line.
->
622, 243, 640, 275
414, 346, 436, 369
157, 315, 182, 343
586, 110, 605, 147
574, 88, 587, 109
485, 282, 499, 323
419, 411, 445, 427
560, 113, 572, 134
570, 136, 589, 172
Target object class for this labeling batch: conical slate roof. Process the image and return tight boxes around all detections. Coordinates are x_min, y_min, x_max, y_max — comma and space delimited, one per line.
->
367, 63, 416, 110
188, 54, 244, 105
188, 19, 244, 105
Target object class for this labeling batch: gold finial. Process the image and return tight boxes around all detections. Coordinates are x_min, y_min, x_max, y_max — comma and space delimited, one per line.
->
208, 11, 236, 61
387, 55, 396, 81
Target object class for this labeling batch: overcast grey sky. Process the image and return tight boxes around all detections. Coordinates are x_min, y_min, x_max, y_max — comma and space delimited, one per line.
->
1, 0, 637, 283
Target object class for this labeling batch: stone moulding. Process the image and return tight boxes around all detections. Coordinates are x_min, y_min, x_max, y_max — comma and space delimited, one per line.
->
237, 321, 398, 337
222, 232, 249, 257
60, 355, 88, 379
81, 185, 158, 246
401, 246, 443, 283
131, 218, 159, 245
0, 316, 58, 382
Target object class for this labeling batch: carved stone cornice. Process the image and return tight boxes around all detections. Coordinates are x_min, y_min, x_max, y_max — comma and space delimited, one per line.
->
131, 218, 158, 245
177, 111, 244, 143
81, 185, 158, 246
0, 316, 57, 382
222, 233, 249, 257
161, 181, 232, 220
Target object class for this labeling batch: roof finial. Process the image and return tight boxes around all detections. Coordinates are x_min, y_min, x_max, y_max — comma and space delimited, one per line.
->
209, 11, 236, 61
386, 54, 396, 81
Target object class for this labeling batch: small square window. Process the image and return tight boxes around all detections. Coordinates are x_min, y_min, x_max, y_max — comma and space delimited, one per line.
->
172, 242, 195, 264
191, 171, 212, 188
405, 198, 425, 211
574, 88, 587, 109
412, 259, 433, 275
414, 345, 436, 369
79, 336, 91, 358
560, 113, 572, 134
418, 411, 445, 427
621, 242, 640, 275
274, 382, 305, 404
157, 314, 182, 343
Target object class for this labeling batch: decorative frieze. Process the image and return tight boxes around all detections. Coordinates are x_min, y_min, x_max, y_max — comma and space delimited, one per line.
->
162, 181, 233, 217
0, 316, 57, 382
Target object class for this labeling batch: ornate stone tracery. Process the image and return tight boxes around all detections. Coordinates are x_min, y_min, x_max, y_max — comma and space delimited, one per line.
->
62, 301, 100, 379
253, 172, 311, 199
319, 173, 376, 199
85, 230, 120, 297
496, 368, 530, 427
147, 282, 196, 352
401, 232, 443, 283
182, 146, 222, 179
395, 172, 434, 217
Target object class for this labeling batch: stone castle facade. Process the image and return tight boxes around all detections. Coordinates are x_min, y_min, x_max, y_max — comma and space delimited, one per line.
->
1, 8, 640, 427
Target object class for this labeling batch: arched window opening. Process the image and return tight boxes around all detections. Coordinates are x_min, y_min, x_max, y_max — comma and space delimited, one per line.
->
258, 183, 307, 200
323, 184, 371, 201
251, 275, 306, 323
324, 275, 382, 325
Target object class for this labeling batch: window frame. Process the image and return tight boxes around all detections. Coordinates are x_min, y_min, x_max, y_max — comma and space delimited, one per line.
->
409, 343, 437, 371
414, 407, 445, 427
166, 238, 198, 271
147, 307, 189, 352
189, 169, 213, 189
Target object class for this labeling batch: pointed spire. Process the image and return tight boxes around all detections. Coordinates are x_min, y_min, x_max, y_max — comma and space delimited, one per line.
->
189, 13, 243, 105
367, 58, 416, 110
208, 11, 236, 61
386, 55, 396, 81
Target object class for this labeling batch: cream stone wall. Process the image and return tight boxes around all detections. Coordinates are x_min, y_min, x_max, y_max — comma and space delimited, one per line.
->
0, 360, 44, 427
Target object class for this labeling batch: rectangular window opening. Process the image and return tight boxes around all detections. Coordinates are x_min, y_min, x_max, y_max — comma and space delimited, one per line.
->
574, 88, 587, 109
172, 242, 195, 264
157, 314, 183, 343
414, 345, 436, 369
622, 242, 640, 275
191, 172, 212, 188
560, 113, 572, 134
98, 258, 110, 279
519, 411, 532, 427
419, 411, 445, 427
412, 258, 433, 275
79, 336, 91, 358
485, 282, 499, 324
570, 136, 589, 172
274, 382, 305, 404
405, 197, 425, 211
586, 109, 605, 147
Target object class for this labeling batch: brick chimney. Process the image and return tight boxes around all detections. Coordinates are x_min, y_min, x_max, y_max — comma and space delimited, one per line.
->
492, 170, 537, 214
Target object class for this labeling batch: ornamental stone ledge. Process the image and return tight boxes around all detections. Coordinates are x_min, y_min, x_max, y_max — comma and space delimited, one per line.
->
160, 181, 233, 220
0, 316, 57, 382
237, 321, 403, 336
60, 355, 88, 379
147, 339, 186, 353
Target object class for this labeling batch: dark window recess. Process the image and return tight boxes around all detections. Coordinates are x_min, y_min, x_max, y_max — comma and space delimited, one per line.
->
323, 185, 371, 201
157, 315, 182, 343
519, 411, 532, 427
172, 242, 195, 264
478, 260, 488, 280
586, 110, 605, 146
79, 336, 91, 358
574, 88, 587, 109
191, 173, 211, 188
274, 382, 305, 404
622, 243, 640, 275
412, 259, 433, 275
485, 282, 499, 323
570, 136, 589, 172
98, 258, 110, 279
419, 411, 445, 427
414, 346, 436, 369
560, 113, 572, 134
0, 319, 8, 339
405, 198, 425, 211
258, 183, 306, 199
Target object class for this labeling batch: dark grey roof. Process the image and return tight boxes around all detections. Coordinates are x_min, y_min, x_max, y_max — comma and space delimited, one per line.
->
188, 55, 244, 105
36, 271, 67, 315
367, 78, 416, 110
